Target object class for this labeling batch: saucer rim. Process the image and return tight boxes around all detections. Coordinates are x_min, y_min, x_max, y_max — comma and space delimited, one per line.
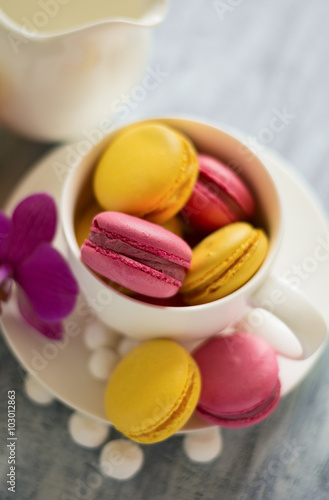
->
1, 134, 328, 432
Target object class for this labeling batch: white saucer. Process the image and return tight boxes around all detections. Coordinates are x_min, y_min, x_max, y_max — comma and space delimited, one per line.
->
1, 144, 329, 431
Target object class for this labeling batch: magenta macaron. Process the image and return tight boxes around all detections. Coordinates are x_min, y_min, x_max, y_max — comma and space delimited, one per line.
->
182, 154, 255, 232
81, 211, 192, 298
193, 332, 281, 428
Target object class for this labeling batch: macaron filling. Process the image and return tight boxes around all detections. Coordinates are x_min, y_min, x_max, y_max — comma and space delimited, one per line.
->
88, 226, 189, 282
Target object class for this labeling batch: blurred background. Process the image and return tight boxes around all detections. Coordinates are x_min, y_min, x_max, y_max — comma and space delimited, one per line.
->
1, 1, 329, 499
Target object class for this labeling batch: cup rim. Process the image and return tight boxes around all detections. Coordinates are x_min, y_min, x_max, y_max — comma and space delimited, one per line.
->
61, 115, 283, 312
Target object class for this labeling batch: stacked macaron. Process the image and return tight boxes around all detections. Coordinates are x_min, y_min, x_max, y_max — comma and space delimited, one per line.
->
79, 121, 267, 303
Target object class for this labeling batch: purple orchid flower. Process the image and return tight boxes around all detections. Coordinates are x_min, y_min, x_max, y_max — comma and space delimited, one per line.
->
0, 193, 79, 339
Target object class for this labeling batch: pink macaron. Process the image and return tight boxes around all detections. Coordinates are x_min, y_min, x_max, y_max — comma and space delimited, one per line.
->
181, 154, 255, 232
193, 332, 281, 428
81, 211, 192, 298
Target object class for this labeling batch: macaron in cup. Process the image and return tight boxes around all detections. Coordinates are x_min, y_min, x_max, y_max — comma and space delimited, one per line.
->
180, 222, 268, 305
93, 122, 199, 224
182, 153, 255, 233
81, 211, 192, 298
61, 117, 326, 358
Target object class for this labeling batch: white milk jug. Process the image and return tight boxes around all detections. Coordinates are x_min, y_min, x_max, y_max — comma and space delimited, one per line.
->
0, 0, 167, 140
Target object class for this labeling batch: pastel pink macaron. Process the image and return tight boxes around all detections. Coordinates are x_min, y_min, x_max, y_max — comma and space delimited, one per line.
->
181, 154, 255, 232
193, 332, 281, 428
81, 212, 192, 298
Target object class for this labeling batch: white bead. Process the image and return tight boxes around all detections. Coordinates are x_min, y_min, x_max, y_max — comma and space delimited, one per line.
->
68, 412, 110, 448
24, 374, 55, 405
88, 347, 120, 380
117, 338, 141, 358
183, 428, 223, 463
84, 320, 120, 350
99, 439, 144, 480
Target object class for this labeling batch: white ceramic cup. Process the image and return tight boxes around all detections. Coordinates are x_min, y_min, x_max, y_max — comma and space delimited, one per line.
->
61, 117, 327, 360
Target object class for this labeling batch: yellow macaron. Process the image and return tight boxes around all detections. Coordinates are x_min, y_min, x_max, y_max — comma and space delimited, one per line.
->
93, 122, 198, 224
180, 222, 268, 305
104, 339, 201, 444
75, 202, 102, 248
160, 215, 183, 238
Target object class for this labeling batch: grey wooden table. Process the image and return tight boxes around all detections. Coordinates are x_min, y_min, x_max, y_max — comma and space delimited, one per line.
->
1, 1, 329, 499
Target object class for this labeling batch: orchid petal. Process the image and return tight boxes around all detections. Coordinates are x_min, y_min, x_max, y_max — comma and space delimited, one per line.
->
17, 288, 63, 339
0, 211, 11, 260
15, 243, 79, 322
6, 193, 57, 265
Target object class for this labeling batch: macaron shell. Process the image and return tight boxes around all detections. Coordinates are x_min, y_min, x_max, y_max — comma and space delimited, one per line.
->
193, 333, 280, 428
132, 356, 200, 444
92, 212, 192, 266
93, 123, 198, 223
180, 223, 268, 305
104, 339, 201, 443
147, 136, 198, 224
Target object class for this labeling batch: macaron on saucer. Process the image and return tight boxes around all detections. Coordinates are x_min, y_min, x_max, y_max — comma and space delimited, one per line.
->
0, 123, 328, 433
193, 333, 280, 427
104, 339, 201, 443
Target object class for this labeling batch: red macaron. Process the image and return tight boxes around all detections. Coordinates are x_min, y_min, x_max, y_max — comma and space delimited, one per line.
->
181, 154, 255, 233
193, 332, 281, 428
81, 211, 192, 298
